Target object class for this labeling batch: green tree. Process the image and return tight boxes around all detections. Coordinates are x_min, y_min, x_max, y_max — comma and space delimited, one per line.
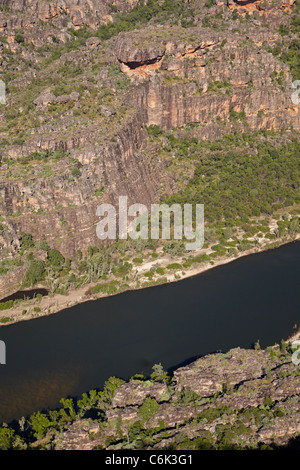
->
0, 427, 15, 450
48, 248, 65, 268
150, 363, 170, 384
71, 166, 81, 178
29, 412, 54, 439
77, 390, 100, 417
137, 397, 160, 422
98, 376, 125, 410
25, 260, 45, 286
20, 232, 34, 250
60, 398, 77, 420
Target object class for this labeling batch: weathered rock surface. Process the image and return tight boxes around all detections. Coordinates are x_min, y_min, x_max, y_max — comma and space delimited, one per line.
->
173, 348, 283, 396
112, 381, 168, 408
0, 0, 140, 34
52, 420, 101, 450
115, 27, 299, 131
0, 0, 299, 295
53, 345, 300, 450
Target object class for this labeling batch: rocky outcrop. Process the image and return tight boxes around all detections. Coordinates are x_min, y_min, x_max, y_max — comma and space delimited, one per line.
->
48, 420, 101, 451
33, 90, 80, 107
227, 0, 296, 14
0, 2, 299, 290
53, 345, 300, 450
172, 348, 283, 396
115, 27, 299, 132
0, 265, 27, 299
112, 381, 168, 408
0, 112, 166, 259
0, 0, 140, 32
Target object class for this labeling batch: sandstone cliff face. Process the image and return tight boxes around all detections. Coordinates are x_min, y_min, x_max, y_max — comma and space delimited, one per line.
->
227, 0, 295, 14
0, 0, 140, 32
0, 2, 299, 449
0, 111, 166, 259
0, 0, 142, 52
115, 27, 299, 132
0, 0, 299, 290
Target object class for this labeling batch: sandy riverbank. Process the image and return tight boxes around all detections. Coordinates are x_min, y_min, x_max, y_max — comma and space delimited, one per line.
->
0, 234, 299, 327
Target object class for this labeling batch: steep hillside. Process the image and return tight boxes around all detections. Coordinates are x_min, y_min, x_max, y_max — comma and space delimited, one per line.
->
0, 0, 299, 301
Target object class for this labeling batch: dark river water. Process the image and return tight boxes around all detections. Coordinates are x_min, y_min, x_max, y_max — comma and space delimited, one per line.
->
0, 241, 299, 424
0, 288, 49, 303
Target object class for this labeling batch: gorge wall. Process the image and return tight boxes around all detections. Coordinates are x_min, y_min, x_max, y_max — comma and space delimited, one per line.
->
0, 0, 299, 296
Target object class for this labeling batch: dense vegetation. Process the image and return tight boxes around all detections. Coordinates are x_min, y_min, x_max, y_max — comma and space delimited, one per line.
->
268, 0, 300, 80
162, 132, 300, 223
88, 0, 196, 41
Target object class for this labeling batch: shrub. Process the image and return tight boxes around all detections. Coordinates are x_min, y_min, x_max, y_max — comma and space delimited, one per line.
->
15, 30, 24, 44
47, 249, 65, 268
25, 260, 45, 286
0, 428, 15, 450
71, 166, 81, 178
144, 271, 154, 279
137, 397, 160, 422
150, 363, 170, 384
156, 267, 165, 275
0, 317, 12, 323
20, 232, 34, 250
90, 282, 118, 295
166, 263, 182, 270
146, 125, 164, 137
29, 412, 54, 439
0, 300, 14, 310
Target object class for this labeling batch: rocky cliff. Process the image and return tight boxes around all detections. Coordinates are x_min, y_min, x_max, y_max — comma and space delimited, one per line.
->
115, 26, 299, 131
0, 0, 140, 36
0, 0, 299, 296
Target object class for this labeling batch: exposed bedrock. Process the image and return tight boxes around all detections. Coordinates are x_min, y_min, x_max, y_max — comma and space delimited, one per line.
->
114, 28, 299, 132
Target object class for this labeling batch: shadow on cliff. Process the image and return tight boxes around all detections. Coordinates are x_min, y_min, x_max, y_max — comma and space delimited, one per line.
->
273, 436, 300, 450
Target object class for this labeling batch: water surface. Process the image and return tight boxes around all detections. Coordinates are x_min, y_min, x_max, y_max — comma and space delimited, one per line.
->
0, 241, 299, 424
0, 288, 49, 303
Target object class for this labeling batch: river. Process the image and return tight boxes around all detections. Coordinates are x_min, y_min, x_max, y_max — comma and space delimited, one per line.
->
0, 241, 299, 424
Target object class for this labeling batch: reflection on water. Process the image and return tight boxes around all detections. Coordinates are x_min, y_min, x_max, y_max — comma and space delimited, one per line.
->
0, 367, 80, 423
0, 241, 299, 424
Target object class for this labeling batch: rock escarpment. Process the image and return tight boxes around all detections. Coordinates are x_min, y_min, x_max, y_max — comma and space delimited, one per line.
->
0, 0, 299, 295
115, 27, 299, 132
0, 111, 166, 260
0, 0, 140, 33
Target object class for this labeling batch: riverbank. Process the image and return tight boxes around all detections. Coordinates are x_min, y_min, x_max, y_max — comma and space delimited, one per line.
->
1, 233, 299, 327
